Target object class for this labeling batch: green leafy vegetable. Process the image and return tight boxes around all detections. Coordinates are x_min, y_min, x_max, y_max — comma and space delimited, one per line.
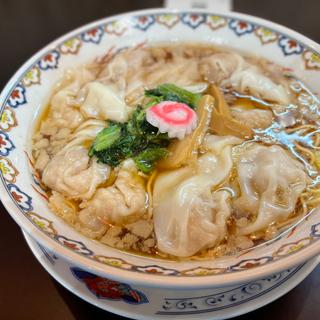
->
145, 83, 201, 109
89, 124, 121, 155
134, 147, 168, 173
89, 83, 202, 173
93, 130, 143, 167
90, 107, 170, 171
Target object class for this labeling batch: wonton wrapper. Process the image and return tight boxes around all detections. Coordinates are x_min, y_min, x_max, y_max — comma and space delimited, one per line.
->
153, 135, 242, 257
78, 159, 147, 226
81, 82, 129, 123
234, 144, 308, 235
42, 146, 110, 200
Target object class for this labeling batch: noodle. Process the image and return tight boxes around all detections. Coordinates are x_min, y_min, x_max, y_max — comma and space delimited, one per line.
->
295, 143, 316, 164
286, 124, 318, 133
32, 43, 320, 259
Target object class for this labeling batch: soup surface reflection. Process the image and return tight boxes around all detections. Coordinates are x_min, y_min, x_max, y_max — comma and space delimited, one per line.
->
32, 44, 320, 260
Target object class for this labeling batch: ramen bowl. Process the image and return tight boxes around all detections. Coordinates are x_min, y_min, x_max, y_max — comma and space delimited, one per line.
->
1, 7, 320, 316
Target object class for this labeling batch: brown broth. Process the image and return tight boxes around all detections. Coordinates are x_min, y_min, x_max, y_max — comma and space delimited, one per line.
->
33, 104, 51, 134
32, 43, 320, 260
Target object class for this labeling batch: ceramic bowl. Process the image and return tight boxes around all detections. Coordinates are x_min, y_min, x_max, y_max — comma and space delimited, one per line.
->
1, 8, 320, 295
22, 230, 320, 319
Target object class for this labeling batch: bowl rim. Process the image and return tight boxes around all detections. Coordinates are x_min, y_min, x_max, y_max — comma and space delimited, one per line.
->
1, 7, 320, 289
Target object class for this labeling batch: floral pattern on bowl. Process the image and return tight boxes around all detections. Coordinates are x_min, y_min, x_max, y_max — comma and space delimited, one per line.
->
71, 267, 149, 305
23, 232, 320, 319
1, 9, 320, 288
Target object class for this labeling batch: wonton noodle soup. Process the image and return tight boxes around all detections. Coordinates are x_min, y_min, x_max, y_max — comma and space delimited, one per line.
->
32, 44, 320, 259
